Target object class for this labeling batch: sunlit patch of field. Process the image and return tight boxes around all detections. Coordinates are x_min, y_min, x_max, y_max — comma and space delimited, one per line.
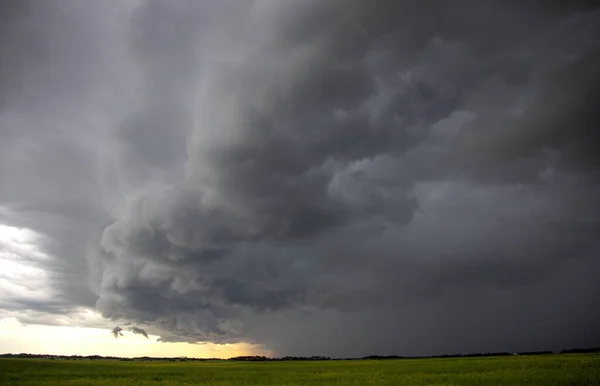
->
1, 353, 599, 385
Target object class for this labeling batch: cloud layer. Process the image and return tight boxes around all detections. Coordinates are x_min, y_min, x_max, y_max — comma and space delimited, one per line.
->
1, 0, 599, 356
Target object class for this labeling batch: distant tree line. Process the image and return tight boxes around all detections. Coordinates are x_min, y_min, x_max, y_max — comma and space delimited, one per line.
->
227, 355, 332, 361
559, 347, 600, 354
359, 351, 554, 360
1, 347, 597, 362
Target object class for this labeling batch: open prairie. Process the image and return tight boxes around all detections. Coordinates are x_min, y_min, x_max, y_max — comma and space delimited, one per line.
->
1, 353, 599, 385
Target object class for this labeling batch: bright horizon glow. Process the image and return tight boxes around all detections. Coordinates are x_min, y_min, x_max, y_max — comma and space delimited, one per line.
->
0, 317, 271, 358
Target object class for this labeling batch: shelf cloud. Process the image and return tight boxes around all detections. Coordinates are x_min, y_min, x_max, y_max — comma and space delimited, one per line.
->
1, 0, 599, 357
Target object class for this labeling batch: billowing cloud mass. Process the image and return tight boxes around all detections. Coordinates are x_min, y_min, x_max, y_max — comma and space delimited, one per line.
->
1, 0, 600, 357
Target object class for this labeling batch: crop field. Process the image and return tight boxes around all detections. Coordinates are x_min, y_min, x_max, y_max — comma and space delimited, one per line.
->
1, 354, 599, 385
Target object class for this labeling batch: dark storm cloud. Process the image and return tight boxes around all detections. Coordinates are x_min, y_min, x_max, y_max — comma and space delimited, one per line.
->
93, 0, 600, 355
1, 0, 599, 357
453, 48, 600, 182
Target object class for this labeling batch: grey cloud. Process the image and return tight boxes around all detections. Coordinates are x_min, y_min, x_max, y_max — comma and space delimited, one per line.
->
130, 326, 149, 339
116, 1, 202, 171
0, 0, 135, 317
111, 326, 123, 338
1, 0, 599, 357
453, 48, 600, 182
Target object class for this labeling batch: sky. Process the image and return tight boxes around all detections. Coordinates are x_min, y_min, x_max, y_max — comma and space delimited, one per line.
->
0, 0, 599, 358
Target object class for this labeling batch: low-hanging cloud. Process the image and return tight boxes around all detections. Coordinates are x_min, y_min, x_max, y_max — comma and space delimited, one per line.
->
1, 0, 600, 357
111, 326, 123, 338
130, 326, 149, 339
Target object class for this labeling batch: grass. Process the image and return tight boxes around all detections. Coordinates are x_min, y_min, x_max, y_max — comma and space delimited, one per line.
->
1, 354, 599, 385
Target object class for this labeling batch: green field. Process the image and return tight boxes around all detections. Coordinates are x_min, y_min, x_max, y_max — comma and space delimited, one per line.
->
1, 354, 599, 385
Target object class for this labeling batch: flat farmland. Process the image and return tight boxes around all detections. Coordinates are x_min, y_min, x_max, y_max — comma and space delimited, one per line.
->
1, 354, 598, 385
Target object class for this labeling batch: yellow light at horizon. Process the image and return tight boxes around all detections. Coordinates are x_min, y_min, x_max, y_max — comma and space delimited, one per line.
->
0, 318, 271, 358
